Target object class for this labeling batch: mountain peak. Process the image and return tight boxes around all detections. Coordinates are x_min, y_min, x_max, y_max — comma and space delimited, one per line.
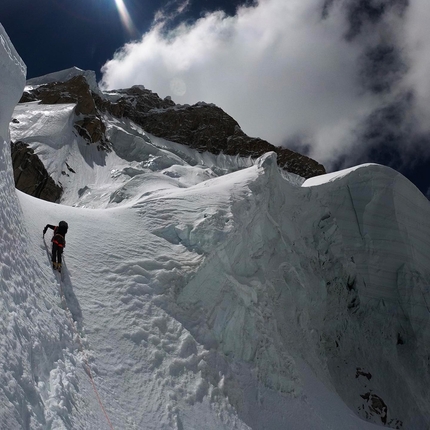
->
19, 69, 326, 180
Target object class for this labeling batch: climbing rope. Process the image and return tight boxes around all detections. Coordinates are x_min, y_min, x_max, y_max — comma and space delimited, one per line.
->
57, 275, 115, 430
44, 240, 115, 429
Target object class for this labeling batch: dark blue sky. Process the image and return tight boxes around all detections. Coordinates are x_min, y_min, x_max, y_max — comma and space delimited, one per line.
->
0, 0, 247, 80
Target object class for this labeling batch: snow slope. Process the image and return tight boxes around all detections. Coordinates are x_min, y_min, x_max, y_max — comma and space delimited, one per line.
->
3, 23, 430, 429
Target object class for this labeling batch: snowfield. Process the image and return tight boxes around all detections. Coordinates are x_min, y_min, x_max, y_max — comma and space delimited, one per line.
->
2, 23, 430, 429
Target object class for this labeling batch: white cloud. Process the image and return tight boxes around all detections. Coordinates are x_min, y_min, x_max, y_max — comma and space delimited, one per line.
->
100, 0, 425, 169
404, 0, 430, 133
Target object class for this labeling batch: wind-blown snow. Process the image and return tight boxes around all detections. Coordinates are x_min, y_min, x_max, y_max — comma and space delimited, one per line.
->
3, 25, 430, 429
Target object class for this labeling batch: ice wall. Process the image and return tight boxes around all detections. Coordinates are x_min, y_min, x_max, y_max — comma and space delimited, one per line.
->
0, 25, 84, 429
0, 23, 26, 165
0, 24, 27, 285
176, 155, 430, 428
304, 164, 430, 428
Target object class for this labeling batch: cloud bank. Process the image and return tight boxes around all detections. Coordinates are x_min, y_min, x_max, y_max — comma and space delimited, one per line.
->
101, 0, 430, 175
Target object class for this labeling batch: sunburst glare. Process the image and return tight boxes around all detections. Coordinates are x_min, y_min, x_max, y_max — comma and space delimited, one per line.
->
114, 0, 138, 37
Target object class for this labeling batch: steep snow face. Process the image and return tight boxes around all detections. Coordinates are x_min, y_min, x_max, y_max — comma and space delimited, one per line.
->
0, 24, 25, 151
171, 155, 430, 428
303, 165, 430, 428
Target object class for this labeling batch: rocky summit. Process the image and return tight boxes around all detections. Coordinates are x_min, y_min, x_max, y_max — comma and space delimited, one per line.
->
12, 68, 325, 201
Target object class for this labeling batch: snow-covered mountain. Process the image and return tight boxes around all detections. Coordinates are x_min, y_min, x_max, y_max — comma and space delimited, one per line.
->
2, 23, 430, 429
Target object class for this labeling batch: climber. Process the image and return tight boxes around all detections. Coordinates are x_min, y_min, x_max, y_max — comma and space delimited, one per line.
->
43, 221, 68, 272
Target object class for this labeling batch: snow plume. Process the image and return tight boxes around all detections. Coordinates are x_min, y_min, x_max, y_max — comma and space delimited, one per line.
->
101, 0, 430, 183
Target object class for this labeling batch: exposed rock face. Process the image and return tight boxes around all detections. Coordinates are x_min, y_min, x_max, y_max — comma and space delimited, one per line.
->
10, 141, 62, 202
129, 102, 325, 178
95, 85, 176, 117
21, 75, 95, 114
20, 75, 109, 149
97, 89, 325, 178
74, 116, 106, 145
17, 71, 325, 184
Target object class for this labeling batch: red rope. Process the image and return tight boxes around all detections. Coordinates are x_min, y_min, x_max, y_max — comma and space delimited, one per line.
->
58, 276, 115, 430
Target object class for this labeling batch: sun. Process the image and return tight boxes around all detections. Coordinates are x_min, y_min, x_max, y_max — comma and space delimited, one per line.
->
114, 0, 138, 37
